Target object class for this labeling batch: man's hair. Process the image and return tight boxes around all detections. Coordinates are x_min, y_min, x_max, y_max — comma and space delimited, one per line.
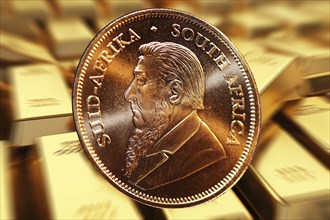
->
139, 42, 205, 110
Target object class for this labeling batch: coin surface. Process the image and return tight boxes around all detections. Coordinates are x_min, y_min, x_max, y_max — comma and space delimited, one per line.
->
73, 8, 261, 208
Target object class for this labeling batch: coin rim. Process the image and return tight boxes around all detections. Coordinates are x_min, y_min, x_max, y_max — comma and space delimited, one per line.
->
73, 8, 261, 208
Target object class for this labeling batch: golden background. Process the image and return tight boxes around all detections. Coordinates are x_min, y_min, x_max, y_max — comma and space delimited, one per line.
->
0, 0, 329, 219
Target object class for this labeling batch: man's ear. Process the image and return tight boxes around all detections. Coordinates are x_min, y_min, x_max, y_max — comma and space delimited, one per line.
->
168, 79, 184, 105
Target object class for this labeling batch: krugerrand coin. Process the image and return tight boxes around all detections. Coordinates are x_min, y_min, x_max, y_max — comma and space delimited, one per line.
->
73, 8, 261, 208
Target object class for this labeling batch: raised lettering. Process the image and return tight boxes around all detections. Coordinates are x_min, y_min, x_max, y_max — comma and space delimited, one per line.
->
213, 52, 231, 71
87, 95, 100, 106
97, 134, 112, 148
231, 120, 244, 135
128, 28, 141, 42
93, 60, 107, 73
229, 85, 243, 97
206, 42, 220, 57
113, 33, 131, 49
182, 27, 195, 41
171, 23, 181, 37
89, 75, 104, 89
232, 96, 246, 121
88, 110, 101, 119
195, 32, 210, 50
100, 50, 115, 64
225, 74, 246, 145
89, 118, 104, 136
107, 42, 120, 54
224, 74, 238, 87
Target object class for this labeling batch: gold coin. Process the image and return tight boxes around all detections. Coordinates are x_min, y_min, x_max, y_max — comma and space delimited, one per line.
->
73, 8, 261, 208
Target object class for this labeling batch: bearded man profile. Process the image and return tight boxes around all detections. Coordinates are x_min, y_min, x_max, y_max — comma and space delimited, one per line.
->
124, 41, 226, 190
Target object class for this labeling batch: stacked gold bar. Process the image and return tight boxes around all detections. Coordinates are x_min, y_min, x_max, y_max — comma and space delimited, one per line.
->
164, 190, 252, 219
0, 0, 329, 219
36, 132, 142, 219
8, 64, 72, 146
0, 142, 14, 219
236, 122, 329, 219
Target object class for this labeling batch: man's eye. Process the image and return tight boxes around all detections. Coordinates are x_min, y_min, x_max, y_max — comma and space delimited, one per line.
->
137, 79, 146, 86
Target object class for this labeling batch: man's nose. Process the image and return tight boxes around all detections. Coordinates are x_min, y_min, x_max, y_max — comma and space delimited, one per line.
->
124, 80, 136, 101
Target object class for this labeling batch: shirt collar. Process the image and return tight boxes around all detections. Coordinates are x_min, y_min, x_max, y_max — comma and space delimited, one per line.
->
147, 110, 201, 155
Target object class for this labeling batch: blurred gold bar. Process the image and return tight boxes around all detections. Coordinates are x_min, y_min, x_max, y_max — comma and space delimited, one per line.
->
199, 0, 234, 15
309, 30, 330, 47
54, 0, 99, 19
36, 132, 142, 219
245, 50, 302, 124
257, 4, 323, 33
0, 31, 56, 64
231, 37, 265, 56
9, 0, 53, 21
299, 1, 330, 28
284, 72, 330, 102
263, 38, 330, 76
95, 17, 115, 33
163, 190, 252, 219
258, 119, 281, 146
103, 0, 151, 17
302, 72, 330, 96
236, 123, 329, 219
47, 18, 94, 59
283, 96, 330, 166
199, 14, 223, 30
163, 1, 224, 29
227, 11, 283, 38
0, 15, 43, 41
8, 64, 72, 146
59, 59, 80, 73
163, 1, 199, 13
0, 142, 14, 220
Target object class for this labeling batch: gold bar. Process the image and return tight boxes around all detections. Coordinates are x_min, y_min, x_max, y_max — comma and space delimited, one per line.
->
54, 0, 99, 19
227, 11, 283, 38
10, 0, 52, 21
0, 15, 43, 41
262, 38, 330, 76
245, 50, 303, 124
47, 18, 94, 59
283, 96, 329, 166
237, 123, 329, 219
95, 17, 112, 33
161, 1, 198, 13
59, 59, 80, 73
231, 37, 265, 56
9, 64, 72, 146
59, 59, 80, 88
0, 142, 14, 220
103, 0, 151, 17
36, 132, 142, 219
198, 14, 224, 30
301, 72, 330, 96
0, 31, 56, 64
299, 1, 330, 28
164, 190, 252, 220
308, 30, 330, 47
164, 2, 225, 29
257, 4, 323, 33
199, 0, 235, 15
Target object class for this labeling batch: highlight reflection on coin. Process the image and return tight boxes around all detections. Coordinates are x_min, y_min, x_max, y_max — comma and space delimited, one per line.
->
73, 9, 261, 208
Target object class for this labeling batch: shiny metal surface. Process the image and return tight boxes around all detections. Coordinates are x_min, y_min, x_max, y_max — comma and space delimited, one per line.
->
73, 8, 261, 208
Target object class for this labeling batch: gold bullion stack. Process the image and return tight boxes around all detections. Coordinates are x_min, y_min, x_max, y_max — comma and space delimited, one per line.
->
0, 0, 329, 219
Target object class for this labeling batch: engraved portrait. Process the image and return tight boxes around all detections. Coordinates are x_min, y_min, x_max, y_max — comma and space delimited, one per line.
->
124, 42, 226, 190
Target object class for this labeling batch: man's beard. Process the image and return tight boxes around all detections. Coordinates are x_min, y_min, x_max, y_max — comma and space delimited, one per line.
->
125, 99, 170, 178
